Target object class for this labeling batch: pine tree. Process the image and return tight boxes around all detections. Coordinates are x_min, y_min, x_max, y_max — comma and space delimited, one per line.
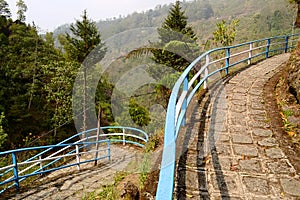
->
152, 1, 198, 72
65, 10, 106, 65
16, 0, 27, 22
65, 10, 106, 133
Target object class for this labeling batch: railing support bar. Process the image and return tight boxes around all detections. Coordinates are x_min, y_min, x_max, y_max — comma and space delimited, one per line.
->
181, 76, 188, 127
204, 55, 209, 89
285, 36, 289, 53
248, 43, 253, 65
225, 48, 230, 74
76, 145, 80, 171
123, 128, 126, 146
108, 140, 111, 161
12, 152, 19, 190
266, 39, 271, 58
39, 156, 43, 171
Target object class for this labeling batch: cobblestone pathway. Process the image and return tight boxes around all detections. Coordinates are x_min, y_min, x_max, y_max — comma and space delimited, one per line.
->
175, 54, 300, 200
5, 145, 142, 200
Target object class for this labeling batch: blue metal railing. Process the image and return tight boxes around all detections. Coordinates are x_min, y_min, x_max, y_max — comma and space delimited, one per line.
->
0, 126, 148, 194
155, 33, 300, 199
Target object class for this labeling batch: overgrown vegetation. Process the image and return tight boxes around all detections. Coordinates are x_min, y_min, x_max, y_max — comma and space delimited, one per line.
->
276, 38, 300, 148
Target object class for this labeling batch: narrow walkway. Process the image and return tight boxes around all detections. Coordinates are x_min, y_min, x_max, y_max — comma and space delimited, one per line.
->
175, 54, 300, 199
5, 145, 142, 200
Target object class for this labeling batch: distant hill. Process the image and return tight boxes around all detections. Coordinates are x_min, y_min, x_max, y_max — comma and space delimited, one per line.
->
53, 0, 298, 53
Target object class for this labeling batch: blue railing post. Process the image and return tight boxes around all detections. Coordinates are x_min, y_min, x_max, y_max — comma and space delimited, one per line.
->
11, 152, 20, 190
266, 39, 271, 58
225, 48, 230, 74
107, 139, 111, 161
285, 36, 289, 53
181, 76, 188, 127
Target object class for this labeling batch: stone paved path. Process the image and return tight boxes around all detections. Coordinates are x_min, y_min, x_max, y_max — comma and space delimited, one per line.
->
5, 145, 142, 200
175, 54, 300, 200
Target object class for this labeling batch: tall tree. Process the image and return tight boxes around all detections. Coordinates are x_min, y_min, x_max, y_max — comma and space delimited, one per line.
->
65, 10, 106, 64
42, 61, 79, 140
0, 0, 11, 18
65, 10, 106, 133
152, 0, 198, 72
16, 0, 27, 22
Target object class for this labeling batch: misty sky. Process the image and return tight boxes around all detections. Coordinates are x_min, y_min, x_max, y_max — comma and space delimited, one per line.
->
6, 0, 177, 32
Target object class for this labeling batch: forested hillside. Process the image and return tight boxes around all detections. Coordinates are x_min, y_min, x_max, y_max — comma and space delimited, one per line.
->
0, 0, 299, 152
55, 0, 297, 46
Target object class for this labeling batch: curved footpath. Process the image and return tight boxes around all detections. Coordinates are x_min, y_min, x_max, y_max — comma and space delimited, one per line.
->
175, 54, 300, 200
5, 145, 142, 200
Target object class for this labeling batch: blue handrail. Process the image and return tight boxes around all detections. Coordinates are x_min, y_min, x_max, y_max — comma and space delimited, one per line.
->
0, 126, 148, 194
155, 33, 300, 199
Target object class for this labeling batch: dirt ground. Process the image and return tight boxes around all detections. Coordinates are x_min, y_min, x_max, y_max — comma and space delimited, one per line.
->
264, 64, 300, 172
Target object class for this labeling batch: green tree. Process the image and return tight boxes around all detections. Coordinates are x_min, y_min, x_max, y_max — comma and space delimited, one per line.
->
0, 112, 7, 149
64, 10, 106, 132
212, 19, 239, 47
0, 0, 11, 18
152, 0, 198, 72
16, 0, 27, 22
65, 10, 106, 65
0, 14, 65, 148
42, 61, 79, 139
129, 98, 150, 127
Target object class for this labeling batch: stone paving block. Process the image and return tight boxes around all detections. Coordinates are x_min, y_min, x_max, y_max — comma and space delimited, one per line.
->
233, 145, 258, 157
239, 159, 262, 173
280, 178, 300, 196
258, 138, 279, 147
249, 114, 267, 122
232, 134, 253, 144
250, 102, 265, 110
217, 134, 230, 143
249, 96, 264, 103
265, 148, 284, 159
242, 176, 269, 195
252, 128, 273, 137
176, 168, 208, 191
211, 144, 232, 156
266, 160, 295, 174
230, 105, 247, 113
230, 117, 247, 126
211, 157, 232, 171
229, 125, 248, 134
210, 173, 242, 195
231, 99, 247, 106
248, 120, 270, 128
178, 152, 206, 169
249, 109, 266, 116
234, 87, 249, 94
248, 89, 263, 96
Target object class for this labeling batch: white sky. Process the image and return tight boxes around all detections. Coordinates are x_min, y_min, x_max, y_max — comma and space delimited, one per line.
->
7, 0, 176, 32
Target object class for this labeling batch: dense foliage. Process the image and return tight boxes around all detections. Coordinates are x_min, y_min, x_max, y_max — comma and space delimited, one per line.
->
0, 0, 299, 151
0, 2, 110, 150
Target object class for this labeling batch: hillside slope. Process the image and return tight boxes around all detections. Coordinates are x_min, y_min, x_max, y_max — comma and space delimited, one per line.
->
54, 0, 297, 48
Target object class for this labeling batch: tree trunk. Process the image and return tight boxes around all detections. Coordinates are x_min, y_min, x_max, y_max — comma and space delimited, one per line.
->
83, 64, 87, 136
94, 105, 101, 166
